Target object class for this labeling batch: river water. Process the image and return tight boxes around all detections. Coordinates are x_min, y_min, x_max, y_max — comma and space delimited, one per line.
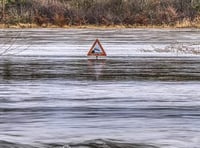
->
0, 29, 200, 148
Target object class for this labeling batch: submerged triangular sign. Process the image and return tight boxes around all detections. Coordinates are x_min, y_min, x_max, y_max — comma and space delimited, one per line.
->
87, 39, 107, 56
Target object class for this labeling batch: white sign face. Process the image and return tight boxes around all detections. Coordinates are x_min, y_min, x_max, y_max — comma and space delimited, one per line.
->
92, 45, 101, 54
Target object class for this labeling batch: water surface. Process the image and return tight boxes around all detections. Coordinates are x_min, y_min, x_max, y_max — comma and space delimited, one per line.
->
0, 29, 200, 148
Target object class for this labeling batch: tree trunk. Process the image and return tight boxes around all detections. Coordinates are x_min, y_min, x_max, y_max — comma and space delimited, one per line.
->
2, 0, 5, 23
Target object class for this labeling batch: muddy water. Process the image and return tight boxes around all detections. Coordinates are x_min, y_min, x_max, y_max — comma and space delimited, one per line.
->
0, 29, 200, 148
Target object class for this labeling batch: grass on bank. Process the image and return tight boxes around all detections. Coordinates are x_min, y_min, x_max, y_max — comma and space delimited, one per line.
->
0, 17, 200, 29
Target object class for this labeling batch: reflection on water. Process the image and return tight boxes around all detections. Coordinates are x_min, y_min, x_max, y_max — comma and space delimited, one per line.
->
87, 59, 106, 80
2, 60, 12, 80
1, 56, 200, 81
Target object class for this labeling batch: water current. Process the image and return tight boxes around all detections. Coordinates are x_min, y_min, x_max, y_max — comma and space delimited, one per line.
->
0, 28, 200, 148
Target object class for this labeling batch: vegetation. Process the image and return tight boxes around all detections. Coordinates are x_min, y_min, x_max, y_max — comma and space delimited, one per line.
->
0, 0, 200, 28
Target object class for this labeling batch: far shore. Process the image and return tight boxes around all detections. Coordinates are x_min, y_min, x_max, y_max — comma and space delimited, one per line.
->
0, 21, 200, 29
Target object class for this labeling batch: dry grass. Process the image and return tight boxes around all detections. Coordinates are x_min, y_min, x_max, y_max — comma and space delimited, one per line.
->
0, 0, 200, 28
1, 22, 200, 29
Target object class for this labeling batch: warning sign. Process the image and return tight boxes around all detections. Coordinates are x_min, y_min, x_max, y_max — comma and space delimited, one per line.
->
87, 39, 107, 56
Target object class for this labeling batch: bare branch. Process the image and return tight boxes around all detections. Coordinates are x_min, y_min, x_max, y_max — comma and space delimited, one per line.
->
0, 30, 30, 56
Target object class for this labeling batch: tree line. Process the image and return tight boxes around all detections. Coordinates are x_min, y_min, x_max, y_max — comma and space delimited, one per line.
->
0, 0, 200, 27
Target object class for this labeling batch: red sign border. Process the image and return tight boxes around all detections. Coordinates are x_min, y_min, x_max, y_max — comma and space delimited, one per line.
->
87, 39, 107, 56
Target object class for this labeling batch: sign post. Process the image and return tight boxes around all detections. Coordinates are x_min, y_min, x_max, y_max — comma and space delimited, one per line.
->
87, 39, 107, 59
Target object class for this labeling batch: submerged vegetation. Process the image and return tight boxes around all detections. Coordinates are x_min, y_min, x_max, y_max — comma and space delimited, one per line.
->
0, 0, 200, 28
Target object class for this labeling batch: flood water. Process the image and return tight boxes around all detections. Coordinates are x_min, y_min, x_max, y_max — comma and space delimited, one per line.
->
0, 29, 200, 148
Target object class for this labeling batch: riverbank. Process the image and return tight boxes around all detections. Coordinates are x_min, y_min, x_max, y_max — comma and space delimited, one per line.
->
1, 20, 200, 29
1, 0, 200, 30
